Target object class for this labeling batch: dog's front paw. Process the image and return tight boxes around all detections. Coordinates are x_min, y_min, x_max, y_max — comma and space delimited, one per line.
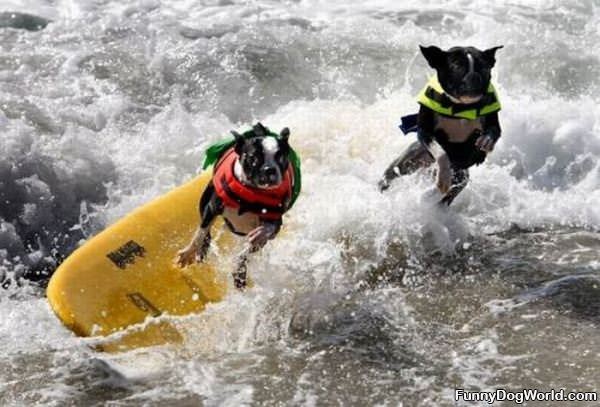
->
247, 224, 277, 250
175, 245, 197, 267
475, 134, 496, 152
378, 178, 390, 192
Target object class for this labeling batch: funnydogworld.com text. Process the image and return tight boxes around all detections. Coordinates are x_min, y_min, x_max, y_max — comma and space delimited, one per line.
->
454, 388, 598, 405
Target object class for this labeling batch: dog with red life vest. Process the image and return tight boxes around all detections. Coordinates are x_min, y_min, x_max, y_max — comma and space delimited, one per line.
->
176, 123, 301, 289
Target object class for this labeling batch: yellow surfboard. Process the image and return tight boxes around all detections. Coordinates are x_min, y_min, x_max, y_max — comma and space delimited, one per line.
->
47, 170, 231, 352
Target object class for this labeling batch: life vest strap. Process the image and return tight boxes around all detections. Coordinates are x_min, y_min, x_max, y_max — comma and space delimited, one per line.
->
424, 86, 453, 108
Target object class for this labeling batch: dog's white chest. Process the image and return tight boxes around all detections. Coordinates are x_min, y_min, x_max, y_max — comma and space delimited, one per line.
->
435, 116, 483, 142
222, 207, 261, 235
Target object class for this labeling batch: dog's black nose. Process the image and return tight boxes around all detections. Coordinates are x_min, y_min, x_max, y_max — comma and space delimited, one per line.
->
263, 166, 278, 182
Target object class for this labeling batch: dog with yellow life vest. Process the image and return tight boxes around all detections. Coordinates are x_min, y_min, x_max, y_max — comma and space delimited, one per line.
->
176, 123, 301, 289
379, 45, 503, 205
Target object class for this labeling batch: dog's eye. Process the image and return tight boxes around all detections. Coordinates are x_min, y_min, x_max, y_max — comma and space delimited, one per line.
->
242, 155, 259, 168
277, 154, 288, 165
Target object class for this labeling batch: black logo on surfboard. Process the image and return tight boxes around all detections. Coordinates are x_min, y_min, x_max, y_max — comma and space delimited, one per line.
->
107, 240, 146, 269
127, 292, 161, 317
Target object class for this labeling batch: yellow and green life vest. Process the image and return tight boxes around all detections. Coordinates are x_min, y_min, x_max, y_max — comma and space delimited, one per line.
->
416, 76, 501, 120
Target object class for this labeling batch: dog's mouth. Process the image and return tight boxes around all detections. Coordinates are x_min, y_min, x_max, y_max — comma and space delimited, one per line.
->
257, 183, 279, 189
255, 171, 283, 189
256, 182, 281, 189
457, 94, 482, 104
446, 93, 483, 105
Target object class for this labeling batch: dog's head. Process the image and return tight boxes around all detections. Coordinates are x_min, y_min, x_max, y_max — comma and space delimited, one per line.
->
420, 45, 503, 104
231, 122, 290, 188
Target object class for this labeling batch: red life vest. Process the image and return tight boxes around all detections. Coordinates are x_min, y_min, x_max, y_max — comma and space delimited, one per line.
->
213, 148, 294, 221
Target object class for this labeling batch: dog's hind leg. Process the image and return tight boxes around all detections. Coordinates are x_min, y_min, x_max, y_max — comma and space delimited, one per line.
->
231, 220, 280, 290
233, 253, 249, 290
439, 168, 469, 206
378, 140, 435, 191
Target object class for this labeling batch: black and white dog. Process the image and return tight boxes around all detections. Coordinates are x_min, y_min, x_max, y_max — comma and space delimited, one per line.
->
379, 45, 503, 205
177, 123, 296, 289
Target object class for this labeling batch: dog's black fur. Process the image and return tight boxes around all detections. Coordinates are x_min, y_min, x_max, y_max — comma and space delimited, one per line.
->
177, 123, 291, 289
380, 45, 503, 204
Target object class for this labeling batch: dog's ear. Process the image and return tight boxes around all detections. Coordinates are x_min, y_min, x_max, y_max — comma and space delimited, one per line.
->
231, 130, 245, 155
483, 46, 503, 67
420, 45, 446, 69
253, 122, 267, 137
279, 127, 290, 142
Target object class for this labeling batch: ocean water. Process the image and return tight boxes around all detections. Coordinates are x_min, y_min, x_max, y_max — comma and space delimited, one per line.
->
0, 0, 599, 406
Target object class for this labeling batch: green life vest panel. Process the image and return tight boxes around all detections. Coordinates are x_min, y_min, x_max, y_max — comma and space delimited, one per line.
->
202, 129, 302, 209
416, 76, 501, 120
